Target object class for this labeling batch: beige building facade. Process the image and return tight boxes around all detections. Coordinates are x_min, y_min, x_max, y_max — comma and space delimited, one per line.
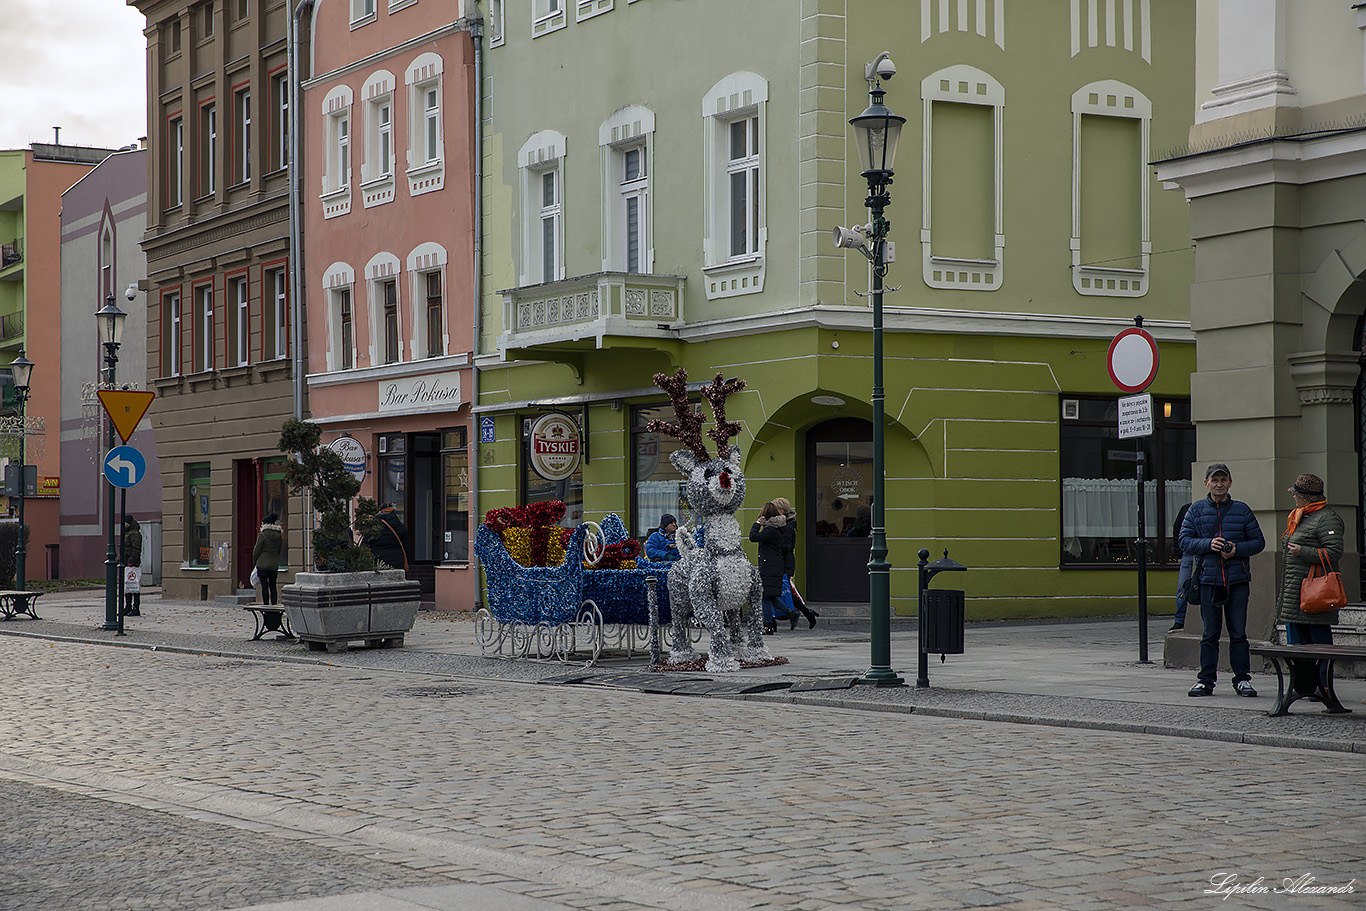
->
1155, 0, 1366, 634
132, 0, 305, 600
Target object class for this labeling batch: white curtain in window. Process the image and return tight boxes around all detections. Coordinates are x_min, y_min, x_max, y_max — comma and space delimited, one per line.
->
1062, 477, 1191, 538
636, 480, 684, 538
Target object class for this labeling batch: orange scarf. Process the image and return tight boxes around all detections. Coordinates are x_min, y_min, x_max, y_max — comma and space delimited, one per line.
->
1283, 500, 1326, 539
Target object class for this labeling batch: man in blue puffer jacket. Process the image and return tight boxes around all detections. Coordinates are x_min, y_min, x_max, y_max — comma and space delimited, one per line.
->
1178, 463, 1266, 698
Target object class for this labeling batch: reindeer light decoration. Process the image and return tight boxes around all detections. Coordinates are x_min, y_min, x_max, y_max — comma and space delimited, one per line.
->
648, 368, 770, 672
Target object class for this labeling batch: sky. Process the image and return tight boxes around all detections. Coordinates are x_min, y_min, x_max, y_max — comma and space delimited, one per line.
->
0, 0, 148, 151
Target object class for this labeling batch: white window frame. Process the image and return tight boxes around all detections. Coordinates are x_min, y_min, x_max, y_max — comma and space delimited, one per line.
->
321, 86, 353, 217
323, 262, 355, 371
364, 252, 402, 365
268, 267, 288, 359
165, 291, 182, 377
599, 105, 654, 274
201, 103, 216, 196
1070, 80, 1151, 298
405, 53, 445, 196
271, 71, 289, 173
517, 131, 566, 286
406, 242, 449, 359
576, 0, 612, 22
488, 0, 505, 47
701, 72, 767, 300
532, 0, 566, 38
235, 87, 251, 185
195, 283, 215, 372
169, 115, 184, 207
350, 0, 376, 27
360, 71, 396, 208
229, 275, 249, 366
920, 64, 1005, 292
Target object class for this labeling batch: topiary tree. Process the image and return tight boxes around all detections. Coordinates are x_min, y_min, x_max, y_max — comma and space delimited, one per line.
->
0, 522, 29, 588
278, 418, 382, 572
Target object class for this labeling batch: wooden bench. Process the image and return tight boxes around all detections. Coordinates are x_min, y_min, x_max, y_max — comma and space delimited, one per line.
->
244, 605, 294, 641
1250, 643, 1366, 716
0, 590, 41, 621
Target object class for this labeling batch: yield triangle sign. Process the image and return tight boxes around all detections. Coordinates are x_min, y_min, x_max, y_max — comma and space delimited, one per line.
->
98, 390, 156, 443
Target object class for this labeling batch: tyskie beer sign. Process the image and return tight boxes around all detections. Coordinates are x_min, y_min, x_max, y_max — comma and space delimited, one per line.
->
529, 412, 581, 481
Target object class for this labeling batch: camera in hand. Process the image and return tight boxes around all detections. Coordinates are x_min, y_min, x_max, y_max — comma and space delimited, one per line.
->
1220, 540, 1234, 554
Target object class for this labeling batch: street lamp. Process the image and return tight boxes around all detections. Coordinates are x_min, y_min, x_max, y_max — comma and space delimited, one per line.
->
97, 294, 127, 631
11, 349, 33, 590
835, 53, 906, 687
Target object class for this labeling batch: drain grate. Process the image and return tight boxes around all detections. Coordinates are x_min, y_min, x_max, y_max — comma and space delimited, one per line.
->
398, 685, 470, 699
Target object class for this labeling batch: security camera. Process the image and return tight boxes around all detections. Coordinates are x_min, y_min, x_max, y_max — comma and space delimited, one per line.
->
125, 283, 138, 302
865, 52, 896, 85
832, 225, 868, 249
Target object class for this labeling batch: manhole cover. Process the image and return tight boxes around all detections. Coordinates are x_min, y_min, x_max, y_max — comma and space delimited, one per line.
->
398, 685, 470, 698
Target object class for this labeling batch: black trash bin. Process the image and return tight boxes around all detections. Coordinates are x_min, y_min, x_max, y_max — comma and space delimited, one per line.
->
917, 548, 967, 687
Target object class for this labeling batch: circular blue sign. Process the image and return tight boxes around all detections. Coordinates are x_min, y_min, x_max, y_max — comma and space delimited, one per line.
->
103, 445, 147, 489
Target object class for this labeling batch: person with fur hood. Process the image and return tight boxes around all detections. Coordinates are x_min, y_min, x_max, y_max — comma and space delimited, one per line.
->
750, 501, 796, 634
252, 512, 284, 605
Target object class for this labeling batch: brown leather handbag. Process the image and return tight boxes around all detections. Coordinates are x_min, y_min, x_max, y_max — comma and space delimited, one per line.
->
1300, 549, 1347, 614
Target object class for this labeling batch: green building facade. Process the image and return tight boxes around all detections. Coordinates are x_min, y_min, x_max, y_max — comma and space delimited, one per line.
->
473, 0, 1197, 619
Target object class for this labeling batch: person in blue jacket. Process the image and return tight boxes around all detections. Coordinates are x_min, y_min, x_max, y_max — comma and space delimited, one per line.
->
645, 514, 680, 562
1178, 463, 1266, 698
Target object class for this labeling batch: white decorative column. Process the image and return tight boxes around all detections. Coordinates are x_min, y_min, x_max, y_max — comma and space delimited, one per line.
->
1197, 0, 1297, 123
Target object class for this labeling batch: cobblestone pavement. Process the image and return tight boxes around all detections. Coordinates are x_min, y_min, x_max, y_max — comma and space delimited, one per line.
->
2, 637, 1365, 910
0, 777, 449, 911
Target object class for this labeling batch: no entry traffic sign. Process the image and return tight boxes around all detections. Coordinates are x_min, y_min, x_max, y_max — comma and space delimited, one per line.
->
1107, 326, 1159, 393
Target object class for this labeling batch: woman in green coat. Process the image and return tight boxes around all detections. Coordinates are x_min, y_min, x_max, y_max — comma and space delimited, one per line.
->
252, 513, 284, 605
1276, 473, 1345, 692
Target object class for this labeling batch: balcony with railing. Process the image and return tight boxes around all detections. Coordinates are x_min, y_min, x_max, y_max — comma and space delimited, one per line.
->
0, 311, 23, 345
0, 238, 21, 272
498, 272, 686, 366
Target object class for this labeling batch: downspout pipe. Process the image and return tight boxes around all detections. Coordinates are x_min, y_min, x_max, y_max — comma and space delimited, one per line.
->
288, 0, 314, 423
288, 0, 315, 570
469, 11, 485, 599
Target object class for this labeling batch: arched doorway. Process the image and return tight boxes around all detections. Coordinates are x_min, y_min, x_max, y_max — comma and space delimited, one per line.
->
805, 418, 873, 603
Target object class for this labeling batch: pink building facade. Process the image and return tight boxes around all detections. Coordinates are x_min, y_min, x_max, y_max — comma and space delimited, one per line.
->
303, 1, 478, 608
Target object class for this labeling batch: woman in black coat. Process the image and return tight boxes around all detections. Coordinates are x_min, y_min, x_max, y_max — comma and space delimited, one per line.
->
749, 501, 791, 635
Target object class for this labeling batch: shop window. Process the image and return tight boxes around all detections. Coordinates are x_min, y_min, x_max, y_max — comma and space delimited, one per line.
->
442, 427, 470, 563
630, 403, 693, 541
1060, 396, 1194, 566
522, 413, 582, 526
186, 462, 211, 567
263, 456, 289, 568
378, 434, 407, 527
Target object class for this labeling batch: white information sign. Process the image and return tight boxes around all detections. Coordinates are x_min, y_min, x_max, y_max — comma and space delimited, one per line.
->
1117, 394, 1154, 439
377, 371, 462, 414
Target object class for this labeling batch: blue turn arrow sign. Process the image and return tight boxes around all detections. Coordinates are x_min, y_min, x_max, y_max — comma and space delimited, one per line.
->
103, 445, 147, 489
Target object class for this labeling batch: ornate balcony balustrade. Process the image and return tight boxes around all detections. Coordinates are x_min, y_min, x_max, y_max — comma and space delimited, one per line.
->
498, 272, 685, 360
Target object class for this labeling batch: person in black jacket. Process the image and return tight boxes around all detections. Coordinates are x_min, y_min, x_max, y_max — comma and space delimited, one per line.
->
749, 501, 792, 635
772, 497, 817, 629
1170, 501, 1193, 632
367, 503, 408, 571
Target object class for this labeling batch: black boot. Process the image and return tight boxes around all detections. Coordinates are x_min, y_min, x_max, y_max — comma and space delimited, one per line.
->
789, 612, 800, 630
800, 606, 819, 629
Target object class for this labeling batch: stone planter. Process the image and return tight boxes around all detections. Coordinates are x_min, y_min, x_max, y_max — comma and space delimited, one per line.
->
282, 570, 421, 653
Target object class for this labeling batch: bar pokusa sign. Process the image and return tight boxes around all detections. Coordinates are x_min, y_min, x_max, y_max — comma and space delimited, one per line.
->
529, 412, 581, 481
378, 371, 461, 414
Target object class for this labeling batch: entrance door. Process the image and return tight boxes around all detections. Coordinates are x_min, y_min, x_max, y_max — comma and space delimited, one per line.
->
806, 418, 873, 603
378, 432, 441, 600
235, 459, 263, 589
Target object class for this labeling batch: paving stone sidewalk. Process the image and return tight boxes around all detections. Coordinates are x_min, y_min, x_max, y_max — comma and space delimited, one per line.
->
7, 589, 1366, 753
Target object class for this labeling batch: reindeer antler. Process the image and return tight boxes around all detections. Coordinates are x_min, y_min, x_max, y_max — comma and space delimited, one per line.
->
702, 373, 745, 454
648, 368, 710, 461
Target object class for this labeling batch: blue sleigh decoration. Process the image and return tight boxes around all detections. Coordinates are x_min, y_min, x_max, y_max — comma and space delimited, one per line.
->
474, 512, 686, 664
